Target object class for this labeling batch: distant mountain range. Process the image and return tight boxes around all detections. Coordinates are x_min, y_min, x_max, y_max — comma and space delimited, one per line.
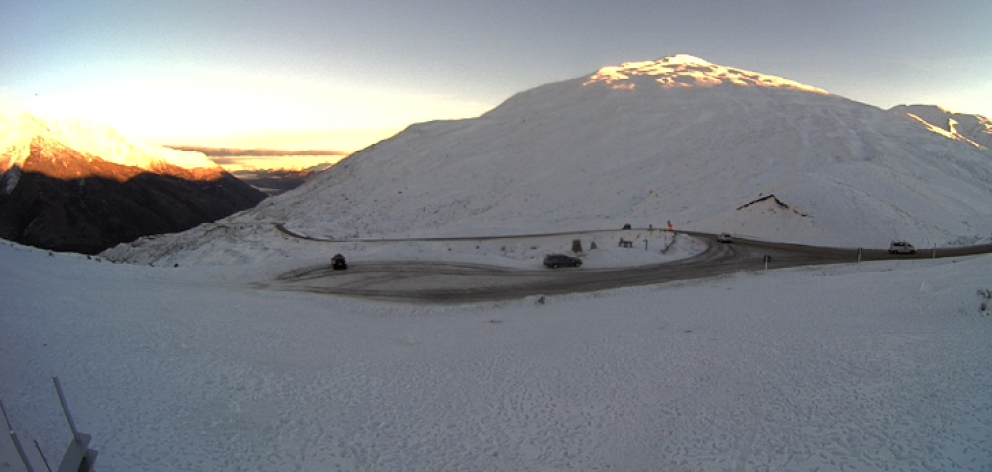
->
103, 54, 992, 265
166, 145, 349, 158
230, 167, 331, 195
166, 145, 348, 179
162, 146, 343, 194
0, 113, 266, 254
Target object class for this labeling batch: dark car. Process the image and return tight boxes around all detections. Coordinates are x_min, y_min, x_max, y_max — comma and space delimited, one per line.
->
544, 254, 582, 268
717, 233, 733, 243
331, 253, 348, 270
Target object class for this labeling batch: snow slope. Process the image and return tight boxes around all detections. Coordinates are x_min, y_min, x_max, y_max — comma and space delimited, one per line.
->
890, 104, 992, 151
104, 55, 992, 266
3, 240, 992, 471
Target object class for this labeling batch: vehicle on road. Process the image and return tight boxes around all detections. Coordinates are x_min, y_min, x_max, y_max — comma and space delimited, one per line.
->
544, 254, 582, 269
332, 253, 348, 270
717, 233, 734, 243
888, 241, 916, 254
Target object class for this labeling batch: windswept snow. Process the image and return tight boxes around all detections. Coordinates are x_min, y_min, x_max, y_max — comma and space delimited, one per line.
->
4, 241, 992, 471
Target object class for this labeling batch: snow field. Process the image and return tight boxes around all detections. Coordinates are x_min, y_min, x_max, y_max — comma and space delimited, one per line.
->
3, 241, 992, 471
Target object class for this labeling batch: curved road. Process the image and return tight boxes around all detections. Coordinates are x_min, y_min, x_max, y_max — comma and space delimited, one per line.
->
264, 228, 992, 303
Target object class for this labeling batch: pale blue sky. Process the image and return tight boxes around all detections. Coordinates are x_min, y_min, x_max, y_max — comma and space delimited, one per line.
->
2, 0, 990, 151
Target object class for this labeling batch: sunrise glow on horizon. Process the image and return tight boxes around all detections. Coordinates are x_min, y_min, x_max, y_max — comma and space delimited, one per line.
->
0, 73, 494, 153
3, 0, 990, 167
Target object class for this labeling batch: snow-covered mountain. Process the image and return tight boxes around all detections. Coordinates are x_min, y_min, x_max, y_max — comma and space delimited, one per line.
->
106, 54, 992, 264
890, 104, 992, 151
0, 112, 222, 180
0, 112, 266, 254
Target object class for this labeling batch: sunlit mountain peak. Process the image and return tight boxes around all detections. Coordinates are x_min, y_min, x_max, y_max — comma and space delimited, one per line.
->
659, 53, 713, 65
0, 111, 222, 179
584, 54, 828, 95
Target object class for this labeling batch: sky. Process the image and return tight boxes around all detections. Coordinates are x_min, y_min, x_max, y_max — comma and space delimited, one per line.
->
2, 0, 990, 154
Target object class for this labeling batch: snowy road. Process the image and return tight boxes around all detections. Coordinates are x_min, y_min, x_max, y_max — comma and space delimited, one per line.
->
266, 234, 992, 302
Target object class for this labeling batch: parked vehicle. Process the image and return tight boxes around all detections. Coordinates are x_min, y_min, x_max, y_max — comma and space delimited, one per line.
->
717, 233, 734, 243
331, 253, 348, 270
544, 254, 582, 269
888, 241, 916, 254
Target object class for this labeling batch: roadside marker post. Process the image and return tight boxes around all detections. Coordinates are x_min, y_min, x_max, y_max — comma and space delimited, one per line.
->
54, 377, 98, 472
2, 400, 35, 472
35, 439, 53, 472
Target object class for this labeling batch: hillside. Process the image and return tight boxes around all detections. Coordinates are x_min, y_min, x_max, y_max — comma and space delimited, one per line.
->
890, 104, 992, 151
105, 55, 992, 264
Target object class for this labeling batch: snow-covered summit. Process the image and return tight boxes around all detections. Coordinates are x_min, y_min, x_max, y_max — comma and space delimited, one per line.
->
584, 54, 828, 94
0, 112, 219, 176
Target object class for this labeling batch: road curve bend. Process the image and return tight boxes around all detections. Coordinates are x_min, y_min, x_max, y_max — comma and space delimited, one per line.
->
263, 229, 992, 303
